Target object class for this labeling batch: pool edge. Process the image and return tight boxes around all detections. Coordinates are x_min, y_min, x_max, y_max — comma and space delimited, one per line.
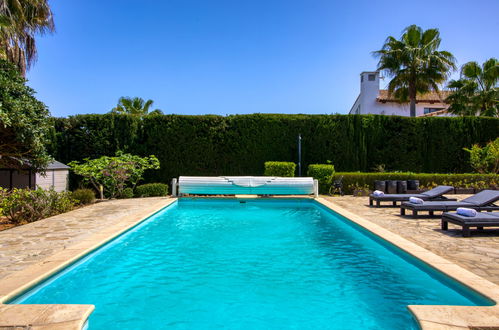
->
0, 197, 177, 329
1, 196, 498, 329
314, 197, 499, 329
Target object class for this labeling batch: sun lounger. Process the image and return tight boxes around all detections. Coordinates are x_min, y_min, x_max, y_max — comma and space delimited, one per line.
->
441, 211, 499, 237
369, 185, 455, 207
400, 190, 499, 218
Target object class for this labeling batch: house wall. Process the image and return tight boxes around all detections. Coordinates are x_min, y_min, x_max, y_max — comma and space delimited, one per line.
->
350, 71, 451, 117
349, 95, 361, 114
0, 170, 10, 189
35, 170, 68, 192
0, 170, 35, 190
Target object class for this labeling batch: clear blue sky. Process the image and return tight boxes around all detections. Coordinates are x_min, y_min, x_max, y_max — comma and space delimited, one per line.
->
27, 0, 499, 117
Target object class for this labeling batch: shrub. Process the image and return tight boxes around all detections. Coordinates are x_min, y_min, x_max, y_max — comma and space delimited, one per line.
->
264, 161, 296, 177
333, 172, 498, 194
72, 189, 96, 205
119, 187, 134, 199
307, 164, 335, 194
135, 183, 169, 197
464, 138, 499, 174
0, 187, 76, 224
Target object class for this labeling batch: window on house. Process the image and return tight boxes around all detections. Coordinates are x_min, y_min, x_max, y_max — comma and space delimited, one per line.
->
424, 107, 444, 114
368, 74, 375, 81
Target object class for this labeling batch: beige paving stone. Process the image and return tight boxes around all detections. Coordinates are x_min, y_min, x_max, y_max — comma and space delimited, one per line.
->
0, 197, 173, 281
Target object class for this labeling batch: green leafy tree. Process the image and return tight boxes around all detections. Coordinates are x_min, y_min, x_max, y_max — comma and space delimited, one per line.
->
69, 152, 160, 199
373, 25, 456, 117
446, 58, 498, 117
464, 138, 499, 174
0, 59, 51, 170
0, 0, 55, 75
110, 97, 163, 115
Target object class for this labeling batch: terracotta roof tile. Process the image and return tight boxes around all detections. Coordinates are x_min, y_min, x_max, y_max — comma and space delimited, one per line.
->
377, 90, 452, 103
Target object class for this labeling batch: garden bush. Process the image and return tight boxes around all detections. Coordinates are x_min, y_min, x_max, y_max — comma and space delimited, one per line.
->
0, 187, 76, 224
264, 161, 296, 177
333, 172, 498, 194
119, 187, 134, 199
135, 183, 169, 197
72, 189, 96, 205
307, 164, 335, 194
464, 137, 499, 174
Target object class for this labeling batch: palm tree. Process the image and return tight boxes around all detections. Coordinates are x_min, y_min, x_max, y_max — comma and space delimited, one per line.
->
111, 97, 163, 115
373, 25, 456, 117
0, 0, 55, 75
446, 58, 498, 117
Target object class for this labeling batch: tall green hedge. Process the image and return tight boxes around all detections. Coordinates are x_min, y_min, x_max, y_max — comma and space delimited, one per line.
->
334, 172, 498, 194
49, 114, 499, 187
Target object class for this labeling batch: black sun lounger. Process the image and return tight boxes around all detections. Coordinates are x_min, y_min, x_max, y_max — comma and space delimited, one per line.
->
369, 185, 455, 207
441, 212, 499, 237
400, 190, 499, 218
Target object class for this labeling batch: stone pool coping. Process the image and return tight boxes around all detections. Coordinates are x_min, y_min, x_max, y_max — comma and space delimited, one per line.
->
314, 197, 499, 330
0, 198, 177, 329
0, 196, 498, 329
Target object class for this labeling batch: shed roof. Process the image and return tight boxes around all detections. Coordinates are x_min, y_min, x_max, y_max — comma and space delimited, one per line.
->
46, 160, 70, 170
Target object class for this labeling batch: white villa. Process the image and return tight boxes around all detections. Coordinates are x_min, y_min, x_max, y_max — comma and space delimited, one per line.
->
349, 71, 453, 117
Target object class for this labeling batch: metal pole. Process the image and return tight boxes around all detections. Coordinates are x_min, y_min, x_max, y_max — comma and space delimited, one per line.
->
298, 134, 302, 177
171, 178, 178, 197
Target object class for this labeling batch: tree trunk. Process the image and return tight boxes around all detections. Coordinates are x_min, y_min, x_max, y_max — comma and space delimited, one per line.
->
409, 83, 417, 117
410, 98, 416, 117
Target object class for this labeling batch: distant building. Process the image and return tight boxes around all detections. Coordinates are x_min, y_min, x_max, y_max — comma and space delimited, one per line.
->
349, 71, 453, 117
0, 160, 69, 192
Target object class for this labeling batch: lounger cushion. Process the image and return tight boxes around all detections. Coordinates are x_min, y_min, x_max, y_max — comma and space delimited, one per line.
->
370, 185, 454, 201
401, 201, 474, 211
443, 212, 499, 224
420, 186, 454, 198
461, 190, 499, 206
369, 193, 427, 201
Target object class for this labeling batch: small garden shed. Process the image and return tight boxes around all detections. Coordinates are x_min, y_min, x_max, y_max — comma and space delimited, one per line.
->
0, 160, 69, 192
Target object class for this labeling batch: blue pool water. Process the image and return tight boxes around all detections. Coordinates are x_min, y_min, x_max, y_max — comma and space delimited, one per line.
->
11, 199, 492, 329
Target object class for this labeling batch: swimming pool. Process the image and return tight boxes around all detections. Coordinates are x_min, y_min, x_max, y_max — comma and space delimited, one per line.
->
10, 198, 493, 329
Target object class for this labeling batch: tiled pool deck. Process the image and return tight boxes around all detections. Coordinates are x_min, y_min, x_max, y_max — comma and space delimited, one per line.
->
0, 195, 498, 329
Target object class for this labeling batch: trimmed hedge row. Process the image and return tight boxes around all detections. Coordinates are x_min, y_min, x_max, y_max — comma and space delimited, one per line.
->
307, 164, 335, 194
49, 114, 499, 188
264, 161, 296, 177
135, 183, 169, 197
333, 172, 498, 194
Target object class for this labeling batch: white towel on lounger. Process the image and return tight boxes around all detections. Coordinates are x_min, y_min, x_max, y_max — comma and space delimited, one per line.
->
373, 190, 384, 196
456, 207, 477, 217
409, 197, 424, 204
